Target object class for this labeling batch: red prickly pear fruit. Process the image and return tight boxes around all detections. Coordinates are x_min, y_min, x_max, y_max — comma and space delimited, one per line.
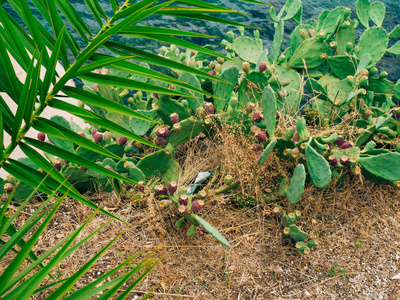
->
4, 183, 14, 193
91, 128, 97, 137
335, 136, 345, 147
292, 132, 300, 143
169, 113, 179, 124
155, 184, 167, 196
152, 92, 159, 100
80, 166, 88, 172
138, 181, 145, 193
93, 132, 103, 143
339, 141, 353, 150
178, 205, 188, 215
253, 143, 262, 152
178, 194, 189, 206
37, 132, 46, 142
92, 83, 99, 93
52, 160, 62, 171
340, 155, 350, 166
172, 123, 181, 132
252, 112, 264, 123
118, 136, 128, 146
191, 200, 204, 212
208, 70, 215, 76
245, 102, 255, 114
1, 193, 8, 201
327, 142, 333, 152
291, 147, 300, 158
154, 137, 166, 147
168, 181, 177, 195
255, 131, 267, 143
328, 155, 338, 167
259, 61, 267, 73
78, 132, 86, 138
204, 102, 215, 115
105, 165, 115, 172
155, 127, 170, 138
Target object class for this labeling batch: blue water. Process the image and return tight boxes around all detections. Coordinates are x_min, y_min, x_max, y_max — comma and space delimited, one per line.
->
4, 0, 400, 79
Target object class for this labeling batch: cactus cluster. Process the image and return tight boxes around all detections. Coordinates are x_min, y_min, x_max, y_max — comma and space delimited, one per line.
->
3, 0, 400, 254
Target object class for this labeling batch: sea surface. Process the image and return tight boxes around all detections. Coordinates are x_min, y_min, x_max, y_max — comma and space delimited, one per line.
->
4, 0, 400, 79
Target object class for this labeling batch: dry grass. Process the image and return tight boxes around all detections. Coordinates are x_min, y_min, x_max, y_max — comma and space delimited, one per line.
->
2, 122, 400, 299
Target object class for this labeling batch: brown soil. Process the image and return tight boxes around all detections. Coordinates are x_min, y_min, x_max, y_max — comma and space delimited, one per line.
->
3, 125, 400, 299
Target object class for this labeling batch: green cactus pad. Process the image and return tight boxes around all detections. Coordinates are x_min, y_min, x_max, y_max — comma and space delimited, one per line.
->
219, 109, 252, 133
327, 56, 358, 79
317, 9, 330, 31
161, 159, 180, 184
213, 66, 239, 112
320, 133, 339, 143
286, 164, 306, 204
288, 224, 308, 242
168, 118, 204, 147
102, 157, 116, 171
75, 146, 100, 162
289, 24, 313, 55
288, 38, 329, 69
232, 36, 263, 64
335, 20, 356, 55
48, 116, 74, 153
305, 79, 329, 101
367, 78, 394, 101
258, 137, 277, 165
156, 98, 191, 126
369, 1, 385, 27
320, 6, 348, 41
355, 26, 388, 66
187, 224, 196, 237
387, 41, 400, 55
62, 166, 90, 185
129, 165, 146, 182
389, 25, 400, 38
98, 143, 124, 161
260, 86, 277, 137
136, 147, 173, 178
238, 72, 269, 108
13, 182, 35, 202
332, 147, 361, 167
326, 79, 353, 106
129, 109, 157, 136
192, 214, 231, 248
177, 72, 203, 112
296, 118, 310, 140
283, 0, 302, 22
358, 152, 400, 181
305, 142, 332, 188
271, 19, 284, 62
355, 0, 371, 28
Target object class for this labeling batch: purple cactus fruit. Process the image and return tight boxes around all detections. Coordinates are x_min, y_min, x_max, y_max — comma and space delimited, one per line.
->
252, 112, 264, 123
208, 70, 215, 76
178, 205, 188, 215
92, 83, 99, 93
155, 127, 170, 138
327, 142, 333, 152
169, 113, 180, 124
291, 147, 300, 158
252, 143, 262, 152
292, 132, 300, 143
105, 165, 114, 172
138, 181, 145, 193
4, 183, 14, 193
78, 132, 86, 138
154, 137, 166, 147
340, 155, 350, 166
1, 193, 8, 202
328, 155, 338, 167
52, 160, 62, 171
245, 102, 255, 114
37, 132, 46, 142
273, 206, 284, 218
152, 92, 159, 100
91, 128, 97, 137
168, 181, 177, 195
339, 141, 353, 150
255, 131, 267, 143
155, 184, 167, 196
259, 61, 267, 73
204, 102, 215, 115
80, 166, 88, 172
172, 123, 181, 132
335, 136, 345, 147
191, 200, 204, 212
118, 136, 128, 146
61, 159, 69, 166
93, 132, 103, 143
178, 194, 189, 206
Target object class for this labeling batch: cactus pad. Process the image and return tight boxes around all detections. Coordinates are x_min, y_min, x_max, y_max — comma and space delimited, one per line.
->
136, 148, 173, 178
358, 152, 400, 181
286, 164, 306, 204
369, 1, 385, 27
288, 38, 329, 69
177, 72, 203, 112
168, 118, 204, 147
271, 20, 284, 62
213, 66, 239, 112
129, 109, 157, 136
260, 86, 277, 137
258, 137, 277, 165
238, 72, 269, 108
355, 0, 370, 28
305, 142, 332, 187
232, 36, 263, 64
156, 98, 191, 126
355, 26, 388, 66
192, 214, 231, 248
